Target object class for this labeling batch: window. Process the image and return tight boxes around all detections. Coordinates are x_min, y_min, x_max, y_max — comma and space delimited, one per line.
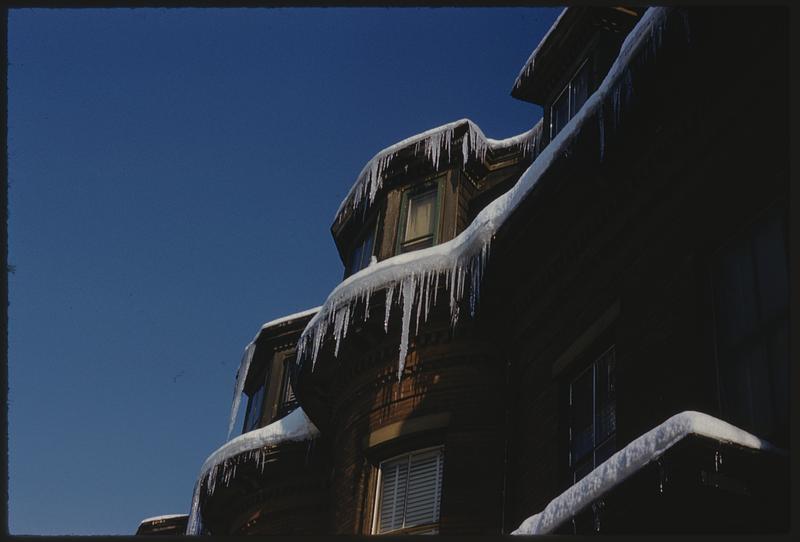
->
711, 210, 788, 440
278, 356, 299, 417
348, 222, 376, 276
372, 447, 444, 535
243, 371, 268, 433
397, 182, 440, 254
551, 58, 591, 139
569, 345, 616, 484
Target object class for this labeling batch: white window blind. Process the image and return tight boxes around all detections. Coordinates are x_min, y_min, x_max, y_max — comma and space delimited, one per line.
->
374, 448, 443, 534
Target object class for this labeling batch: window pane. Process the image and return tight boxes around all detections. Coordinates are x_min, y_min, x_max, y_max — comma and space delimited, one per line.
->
551, 88, 570, 138
713, 240, 757, 349
594, 435, 616, 467
376, 449, 443, 534
768, 320, 789, 435
378, 459, 408, 533
713, 212, 789, 439
718, 350, 752, 430
282, 360, 297, 406
594, 348, 616, 443
753, 215, 788, 323
361, 229, 375, 269
571, 368, 594, 465
405, 190, 436, 242
243, 384, 265, 433
573, 459, 593, 484
405, 451, 442, 527
744, 344, 774, 435
349, 242, 364, 275
570, 61, 591, 118
349, 226, 376, 275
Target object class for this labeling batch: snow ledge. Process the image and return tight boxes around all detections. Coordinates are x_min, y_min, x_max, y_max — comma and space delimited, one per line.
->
187, 407, 319, 535
511, 411, 781, 535
139, 513, 186, 524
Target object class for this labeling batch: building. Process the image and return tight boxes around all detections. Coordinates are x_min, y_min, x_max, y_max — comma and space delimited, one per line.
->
135, 514, 189, 536
141, 6, 790, 536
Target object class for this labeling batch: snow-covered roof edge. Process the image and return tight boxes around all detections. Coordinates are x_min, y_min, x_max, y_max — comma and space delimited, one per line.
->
298, 7, 676, 379
139, 514, 187, 524
512, 7, 569, 92
511, 411, 782, 535
226, 306, 320, 441
259, 305, 322, 333
186, 407, 320, 535
333, 118, 543, 225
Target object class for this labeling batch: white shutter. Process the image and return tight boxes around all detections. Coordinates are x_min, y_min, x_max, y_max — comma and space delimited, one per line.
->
375, 448, 443, 534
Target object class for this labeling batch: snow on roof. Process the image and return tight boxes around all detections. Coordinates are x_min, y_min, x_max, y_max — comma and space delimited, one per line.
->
204, 407, 319, 478
259, 305, 322, 333
511, 411, 781, 535
187, 407, 319, 535
298, 7, 675, 379
512, 7, 569, 92
226, 306, 320, 440
139, 513, 186, 524
333, 119, 542, 225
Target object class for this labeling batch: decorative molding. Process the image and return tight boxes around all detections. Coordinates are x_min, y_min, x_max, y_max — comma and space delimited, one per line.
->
362, 412, 451, 450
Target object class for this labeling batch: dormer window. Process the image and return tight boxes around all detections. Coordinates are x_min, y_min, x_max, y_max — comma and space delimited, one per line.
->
551, 58, 591, 139
348, 221, 376, 276
397, 180, 441, 254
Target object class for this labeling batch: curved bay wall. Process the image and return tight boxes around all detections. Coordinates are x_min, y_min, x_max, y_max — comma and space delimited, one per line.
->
322, 301, 507, 534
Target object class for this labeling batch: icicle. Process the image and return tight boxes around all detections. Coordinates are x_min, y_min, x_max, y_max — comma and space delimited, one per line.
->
422, 270, 432, 324
186, 479, 202, 535
384, 283, 395, 332
432, 271, 440, 307
414, 275, 424, 335
299, 7, 675, 382
333, 306, 349, 357
397, 276, 417, 380
592, 500, 603, 532
364, 287, 372, 321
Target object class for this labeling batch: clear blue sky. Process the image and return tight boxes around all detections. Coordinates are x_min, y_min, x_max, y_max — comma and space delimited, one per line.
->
8, 7, 557, 535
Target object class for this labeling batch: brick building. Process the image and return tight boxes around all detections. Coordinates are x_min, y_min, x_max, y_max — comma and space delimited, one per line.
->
141, 6, 790, 536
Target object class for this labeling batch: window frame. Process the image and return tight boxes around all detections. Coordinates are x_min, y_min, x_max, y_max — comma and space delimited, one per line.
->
708, 206, 789, 441
550, 57, 592, 140
395, 176, 444, 255
567, 343, 617, 485
370, 445, 445, 535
